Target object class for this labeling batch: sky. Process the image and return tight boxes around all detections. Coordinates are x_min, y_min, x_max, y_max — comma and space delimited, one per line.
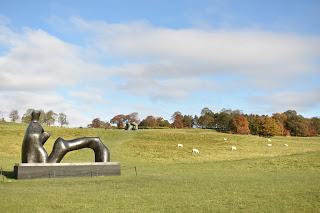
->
0, 0, 319, 126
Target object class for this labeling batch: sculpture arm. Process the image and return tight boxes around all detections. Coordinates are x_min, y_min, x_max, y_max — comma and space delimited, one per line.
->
40, 132, 50, 145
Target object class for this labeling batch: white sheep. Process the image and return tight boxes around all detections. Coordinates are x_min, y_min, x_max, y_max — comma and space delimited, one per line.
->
231, 146, 237, 151
177, 144, 183, 148
192, 148, 200, 155
267, 138, 272, 142
223, 138, 227, 141
284, 144, 289, 147
267, 144, 272, 147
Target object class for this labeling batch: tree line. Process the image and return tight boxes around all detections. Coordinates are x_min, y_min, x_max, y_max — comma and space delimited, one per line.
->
89, 108, 320, 137
1, 109, 69, 127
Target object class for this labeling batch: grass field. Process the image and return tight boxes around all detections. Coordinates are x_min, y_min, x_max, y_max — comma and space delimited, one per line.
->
0, 122, 319, 212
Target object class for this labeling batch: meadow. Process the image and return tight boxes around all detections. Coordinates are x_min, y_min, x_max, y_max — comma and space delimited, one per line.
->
0, 122, 319, 212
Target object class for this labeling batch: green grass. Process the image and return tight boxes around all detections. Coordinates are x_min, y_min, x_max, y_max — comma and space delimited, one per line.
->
0, 122, 319, 212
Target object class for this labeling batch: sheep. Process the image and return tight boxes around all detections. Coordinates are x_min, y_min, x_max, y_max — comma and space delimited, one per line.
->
284, 144, 289, 147
223, 138, 227, 141
231, 146, 237, 151
267, 138, 272, 142
267, 144, 272, 147
177, 144, 183, 148
192, 148, 200, 155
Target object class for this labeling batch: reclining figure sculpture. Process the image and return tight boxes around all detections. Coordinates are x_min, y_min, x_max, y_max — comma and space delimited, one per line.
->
21, 110, 110, 163
124, 121, 138, 130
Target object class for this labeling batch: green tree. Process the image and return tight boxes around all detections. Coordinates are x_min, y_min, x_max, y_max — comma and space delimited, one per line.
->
284, 110, 309, 136
198, 107, 214, 128
21, 108, 34, 123
182, 115, 193, 128
157, 117, 170, 128
58, 112, 68, 127
44, 110, 57, 126
247, 114, 261, 135
215, 111, 232, 132
9, 110, 19, 122
192, 115, 199, 128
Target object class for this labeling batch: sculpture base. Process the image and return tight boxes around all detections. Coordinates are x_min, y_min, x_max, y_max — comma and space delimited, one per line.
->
14, 162, 121, 179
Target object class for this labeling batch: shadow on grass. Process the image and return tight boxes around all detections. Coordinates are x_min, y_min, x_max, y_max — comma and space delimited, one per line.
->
2, 170, 15, 179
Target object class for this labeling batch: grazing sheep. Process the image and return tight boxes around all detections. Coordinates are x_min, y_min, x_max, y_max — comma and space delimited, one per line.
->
267, 138, 272, 142
223, 138, 227, 141
177, 144, 183, 148
284, 144, 289, 147
231, 146, 237, 151
267, 144, 272, 147
192, 148, 200, 155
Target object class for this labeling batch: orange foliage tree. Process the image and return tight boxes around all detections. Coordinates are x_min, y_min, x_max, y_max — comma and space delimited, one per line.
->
230, 114, 250, 134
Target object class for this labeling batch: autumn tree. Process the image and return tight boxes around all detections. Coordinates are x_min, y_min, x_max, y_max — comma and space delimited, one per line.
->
306, 119, 317, 136
127, 112, 139, 123
230, 114, 250, 134
311, 117, 320, 135
258, 116, 282, 137
89, 118, 111, 129
171, 111, 184, 128
110, 114, 127, 129
9, 110, 19, 122
272, 113, 289, 136
139, 116, 157, 128
91, 118, 102, 128
138, 116, 170, 128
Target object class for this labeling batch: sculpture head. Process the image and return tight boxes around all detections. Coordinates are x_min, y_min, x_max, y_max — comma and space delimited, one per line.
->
31, 110, 41, 122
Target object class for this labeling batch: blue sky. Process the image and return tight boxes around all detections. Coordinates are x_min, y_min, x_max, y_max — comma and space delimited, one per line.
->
0, 0, 319, 126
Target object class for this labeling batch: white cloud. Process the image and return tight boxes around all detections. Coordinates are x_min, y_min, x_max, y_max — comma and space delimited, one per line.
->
119, 77, 216, 100
0, 26, 110, 91
73, 17, 320, 78
0, 23, 110, 126
71, 18, 320, 107
69, 88, 108, 104
251, 88, 320, 113
1, 17, 319, 125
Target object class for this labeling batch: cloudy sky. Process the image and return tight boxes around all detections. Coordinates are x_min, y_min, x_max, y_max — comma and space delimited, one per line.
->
0, 0, 319, 126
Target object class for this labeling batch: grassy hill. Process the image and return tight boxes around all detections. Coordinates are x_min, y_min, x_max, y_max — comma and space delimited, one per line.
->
0, 122, 319, 212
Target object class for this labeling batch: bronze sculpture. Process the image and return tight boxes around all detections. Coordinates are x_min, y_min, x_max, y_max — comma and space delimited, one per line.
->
125, 121, 138, 130
22, 110, 110, 163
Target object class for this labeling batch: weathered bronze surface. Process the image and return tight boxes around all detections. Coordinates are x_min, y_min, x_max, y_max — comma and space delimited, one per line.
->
21, 110, 110, 163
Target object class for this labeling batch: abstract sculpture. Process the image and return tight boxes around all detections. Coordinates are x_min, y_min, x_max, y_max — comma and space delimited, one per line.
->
124, 121, 138, 130
21, 110, 110, 163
